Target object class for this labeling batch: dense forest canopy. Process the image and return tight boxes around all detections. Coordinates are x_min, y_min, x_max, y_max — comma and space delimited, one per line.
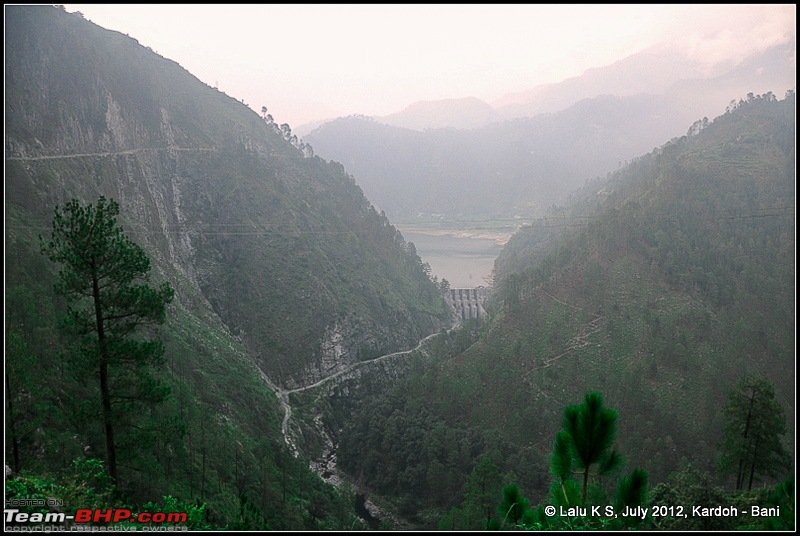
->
4, 5, 795, 532
335, 92, 795, 528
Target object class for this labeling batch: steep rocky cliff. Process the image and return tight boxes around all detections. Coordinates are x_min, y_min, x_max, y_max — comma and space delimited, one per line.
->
5, 6, 448, 388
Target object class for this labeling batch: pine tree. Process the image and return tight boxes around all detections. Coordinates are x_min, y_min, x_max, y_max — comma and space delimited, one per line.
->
464, 456, 503, 529
719, 375, 790, 490
614, 468, 648, 515
552, 392, 621, 503
498, 483, 530, 526
40, 197, 174, 485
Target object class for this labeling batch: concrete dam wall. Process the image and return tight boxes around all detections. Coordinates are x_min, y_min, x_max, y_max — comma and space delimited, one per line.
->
443, 287, 489, 321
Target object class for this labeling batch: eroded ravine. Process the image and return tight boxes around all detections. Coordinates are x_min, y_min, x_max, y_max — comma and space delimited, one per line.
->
256, 322, 460, 527
259, 326, 454, 455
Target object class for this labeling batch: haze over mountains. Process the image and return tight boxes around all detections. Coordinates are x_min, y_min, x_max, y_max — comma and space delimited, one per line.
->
302, 40, 794, 220
491, 42, 795, 119
299, 39, 795, 134
4, 5, 795, 532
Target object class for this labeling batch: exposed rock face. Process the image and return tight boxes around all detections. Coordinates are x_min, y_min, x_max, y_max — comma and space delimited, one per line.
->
289, 318, 397, 390
443, 287, 489, 320
6, 5, 447, 388
285, 312, 445, 390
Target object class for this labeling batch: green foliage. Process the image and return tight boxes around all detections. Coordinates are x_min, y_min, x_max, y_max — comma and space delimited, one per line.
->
40, 196, 175, 485
140, 495, 210, 530
522, 394, 650, 531
5, 473, 67, 513
465, 457, 504, 530
718, 375, 791, 491
740, 478, 794, 531
435, 457, 506, 531
339, 390, 490, 510
381, 93, 796, 512
614, 468, 647, 511
6, 459, 210, 529
336, 354, 546, 526
5, 6, 796, 531
229, 494, 270, 531
647, 464, 733, 530
549, 478, 581, 512
557, 392, 621, 503
551, 431, 573, 483
522, 505, 552, 531
69, 458, 114, 497
5, 458, 116, 518
6, 249, 361, 529
498, 483, 530, 526
5, 330, 49, 474
5, 5, 449, 530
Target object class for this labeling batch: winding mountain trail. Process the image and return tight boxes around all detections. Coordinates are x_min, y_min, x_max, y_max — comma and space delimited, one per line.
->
526, 290, 604, 379
253, 364, 299, 455
6, 147, 215, 161
286, 329, 444, 395
257, 326, 454, 457
253, 323, 457, 528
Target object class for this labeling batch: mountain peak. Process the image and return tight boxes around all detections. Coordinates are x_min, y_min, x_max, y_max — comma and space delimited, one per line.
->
379, 96, 499, 130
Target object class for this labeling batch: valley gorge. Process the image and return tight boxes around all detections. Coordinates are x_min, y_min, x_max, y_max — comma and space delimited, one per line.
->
4, 5, 794, 532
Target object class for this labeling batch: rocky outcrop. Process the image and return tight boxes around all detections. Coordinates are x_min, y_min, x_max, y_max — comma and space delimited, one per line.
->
286, 318, 381, 390
6, 5, 449, 390
285, 315, 445, 390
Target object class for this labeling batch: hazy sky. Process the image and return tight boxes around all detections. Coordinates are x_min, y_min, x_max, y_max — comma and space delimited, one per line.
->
63, 4, 795, 128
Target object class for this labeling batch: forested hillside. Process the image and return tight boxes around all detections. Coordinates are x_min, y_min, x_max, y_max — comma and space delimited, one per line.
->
335, 93, 795, 527
5, 5, 446, 528
4, 6, 793, 531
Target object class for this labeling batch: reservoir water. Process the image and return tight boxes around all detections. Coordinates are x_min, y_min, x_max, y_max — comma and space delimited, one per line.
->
397, 224, 515, 288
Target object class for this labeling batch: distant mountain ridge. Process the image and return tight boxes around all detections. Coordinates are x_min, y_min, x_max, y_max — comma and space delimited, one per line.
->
298, 39, 794, 136
335, 93, 796, 516
379, 96, 500, 130
304, 39, 795, 220
305, 93, 685, 219
492, 47, 713, 117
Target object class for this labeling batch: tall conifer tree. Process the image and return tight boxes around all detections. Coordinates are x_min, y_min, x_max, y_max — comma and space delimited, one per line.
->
41, 197, 174, 485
